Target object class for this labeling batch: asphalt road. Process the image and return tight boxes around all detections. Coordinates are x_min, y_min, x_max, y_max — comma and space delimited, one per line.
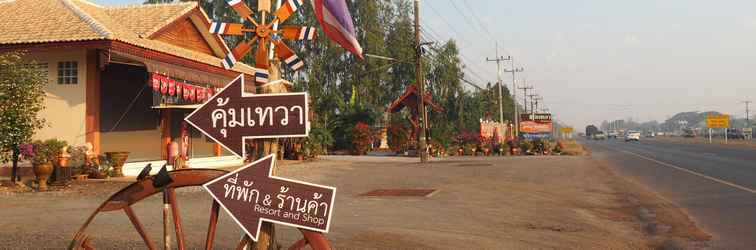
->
583, 138, 756, 249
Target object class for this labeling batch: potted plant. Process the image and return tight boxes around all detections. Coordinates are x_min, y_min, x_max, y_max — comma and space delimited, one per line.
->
67, 146, 88, 176
43, 139, 71, 184
44, 139, 69, 168
104, 151, 129, 177
19, 140, 57, 191
89, 154, 113, 179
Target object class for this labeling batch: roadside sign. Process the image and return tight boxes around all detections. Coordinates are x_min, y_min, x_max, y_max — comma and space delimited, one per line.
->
520, 113, 552, 122
561, 127, 574, 133
185, 75, 310, 158
203, 154, 336, 241
706, 115, 729, 129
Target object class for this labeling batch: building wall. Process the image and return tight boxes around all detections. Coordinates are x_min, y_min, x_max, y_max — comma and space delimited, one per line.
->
29, 49, 88, 146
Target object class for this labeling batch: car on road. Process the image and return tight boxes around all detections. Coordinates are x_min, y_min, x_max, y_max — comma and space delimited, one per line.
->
592, 131, 607, 140
727, 129, 745, 139
625, 131, 641, 141
645, 131, 656, 138
607, 131, 619, 139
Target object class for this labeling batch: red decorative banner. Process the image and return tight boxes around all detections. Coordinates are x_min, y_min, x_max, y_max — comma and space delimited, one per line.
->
150, 72, 218, 104
183, 84, 191, 101
176, 82, 183, 97
168, 78, 176, 96
151, 73, 160, 92
160, 76, 168, 94
197, 87, 206, 102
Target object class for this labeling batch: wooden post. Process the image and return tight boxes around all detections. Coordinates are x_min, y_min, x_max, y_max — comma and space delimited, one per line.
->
214, 143, 222, 157
247, 59, 286, 250
85, 49, 101, 154
161, 111, 172, 160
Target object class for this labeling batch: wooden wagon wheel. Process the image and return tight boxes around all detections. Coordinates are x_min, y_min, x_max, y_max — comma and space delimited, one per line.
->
67, 168, 331, 250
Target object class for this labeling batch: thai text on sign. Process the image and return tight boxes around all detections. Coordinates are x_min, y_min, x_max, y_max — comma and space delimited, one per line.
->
204, 155, 336, 241
185, 75, 309, 158
706, 115, 729, 129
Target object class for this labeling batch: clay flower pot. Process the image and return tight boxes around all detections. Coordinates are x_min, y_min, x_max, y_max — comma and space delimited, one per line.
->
55, 155, 70, 168
33, 162, 54, 191
105, 152, 129, 177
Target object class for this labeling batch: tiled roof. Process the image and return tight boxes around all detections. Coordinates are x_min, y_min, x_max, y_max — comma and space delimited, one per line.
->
106, 2, 196, 37
0, 0, 254, 75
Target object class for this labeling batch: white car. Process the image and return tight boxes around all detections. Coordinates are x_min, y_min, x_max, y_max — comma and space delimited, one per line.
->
625, 131, 641, 141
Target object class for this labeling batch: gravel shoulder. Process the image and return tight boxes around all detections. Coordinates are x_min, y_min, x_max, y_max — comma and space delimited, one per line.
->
0, 155, 710, 249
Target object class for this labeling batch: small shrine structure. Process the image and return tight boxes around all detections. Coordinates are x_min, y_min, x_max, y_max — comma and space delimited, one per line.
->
386, 84, 444, 145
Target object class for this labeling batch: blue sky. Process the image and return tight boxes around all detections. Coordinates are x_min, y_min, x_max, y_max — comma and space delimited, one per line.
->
93, 0, 756, 129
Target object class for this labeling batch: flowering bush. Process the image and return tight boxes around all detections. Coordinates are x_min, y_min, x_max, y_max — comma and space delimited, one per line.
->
352, 122, 373, 155
19, 140, 58, 165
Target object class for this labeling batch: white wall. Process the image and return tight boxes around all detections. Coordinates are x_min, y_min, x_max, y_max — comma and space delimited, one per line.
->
29, 49, 88, 146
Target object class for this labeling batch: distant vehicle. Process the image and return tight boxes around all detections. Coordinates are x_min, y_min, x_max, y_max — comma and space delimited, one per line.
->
625, 131, 641, 141
607, 131, 619, 139
727, 129, 745, 139
645, 131, 656, 138
586, 125, 599, 138
682, 128, 696, 138
593, 131, 607, 140
656, 132, 665, 136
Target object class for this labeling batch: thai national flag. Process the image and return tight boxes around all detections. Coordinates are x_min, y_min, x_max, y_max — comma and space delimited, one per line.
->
221, 52, 236, 69
311, 0, 363, 60
255, 68, 270, 84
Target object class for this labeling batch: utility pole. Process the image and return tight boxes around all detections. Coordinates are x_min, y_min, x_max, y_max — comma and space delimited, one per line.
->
414, 0, 428, 163
504, 61, 524, 137
518, 84, 534, 114
486, 43, 511, 123
527, 94, 538, 114
743, 100, 752, 124
534, 96, 543, 113
743, 100, 752, 140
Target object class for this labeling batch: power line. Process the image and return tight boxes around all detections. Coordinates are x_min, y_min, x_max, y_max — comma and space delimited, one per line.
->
420, 26, 493, 85
460, 0, 499, 47
424, 1, 478, 50
446, 0, 494, 45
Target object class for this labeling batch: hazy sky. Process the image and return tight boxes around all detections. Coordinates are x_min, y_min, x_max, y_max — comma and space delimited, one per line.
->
94, 0, 756, 129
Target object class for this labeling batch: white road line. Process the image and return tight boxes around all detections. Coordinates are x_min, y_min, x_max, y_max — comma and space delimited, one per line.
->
617, 149, 756, 195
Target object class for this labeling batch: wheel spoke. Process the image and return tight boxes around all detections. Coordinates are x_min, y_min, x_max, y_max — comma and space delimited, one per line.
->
299, 229, 332, 250
124, 206, 157, 250
235, 235, 252, 250
205, 200, 221, 250
167, 188, 186, 250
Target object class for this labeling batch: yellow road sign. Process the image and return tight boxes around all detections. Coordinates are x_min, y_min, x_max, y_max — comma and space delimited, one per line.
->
561, 127, 574, 133
706, 115, 729, 129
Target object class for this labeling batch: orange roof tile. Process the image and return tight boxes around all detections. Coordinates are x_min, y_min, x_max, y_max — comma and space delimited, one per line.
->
0, 0, 254, 75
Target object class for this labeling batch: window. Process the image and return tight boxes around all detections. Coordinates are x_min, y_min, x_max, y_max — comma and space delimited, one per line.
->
57, 61, 78, 84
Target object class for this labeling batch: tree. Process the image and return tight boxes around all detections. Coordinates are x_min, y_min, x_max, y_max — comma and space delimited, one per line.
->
0, 51, 47, 182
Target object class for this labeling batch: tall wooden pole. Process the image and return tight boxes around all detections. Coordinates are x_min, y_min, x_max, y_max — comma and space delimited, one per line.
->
414, 0, 428, 162
247, 59, 283, 250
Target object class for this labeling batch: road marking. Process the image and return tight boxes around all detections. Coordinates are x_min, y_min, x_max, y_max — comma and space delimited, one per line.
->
617, 149, 756, 195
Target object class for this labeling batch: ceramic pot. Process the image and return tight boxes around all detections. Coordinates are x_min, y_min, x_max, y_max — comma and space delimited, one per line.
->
33, 162, 54, 191
105, 151, 129, 177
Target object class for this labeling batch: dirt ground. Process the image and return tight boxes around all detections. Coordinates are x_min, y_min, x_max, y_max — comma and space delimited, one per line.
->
0, 155, 710, 249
